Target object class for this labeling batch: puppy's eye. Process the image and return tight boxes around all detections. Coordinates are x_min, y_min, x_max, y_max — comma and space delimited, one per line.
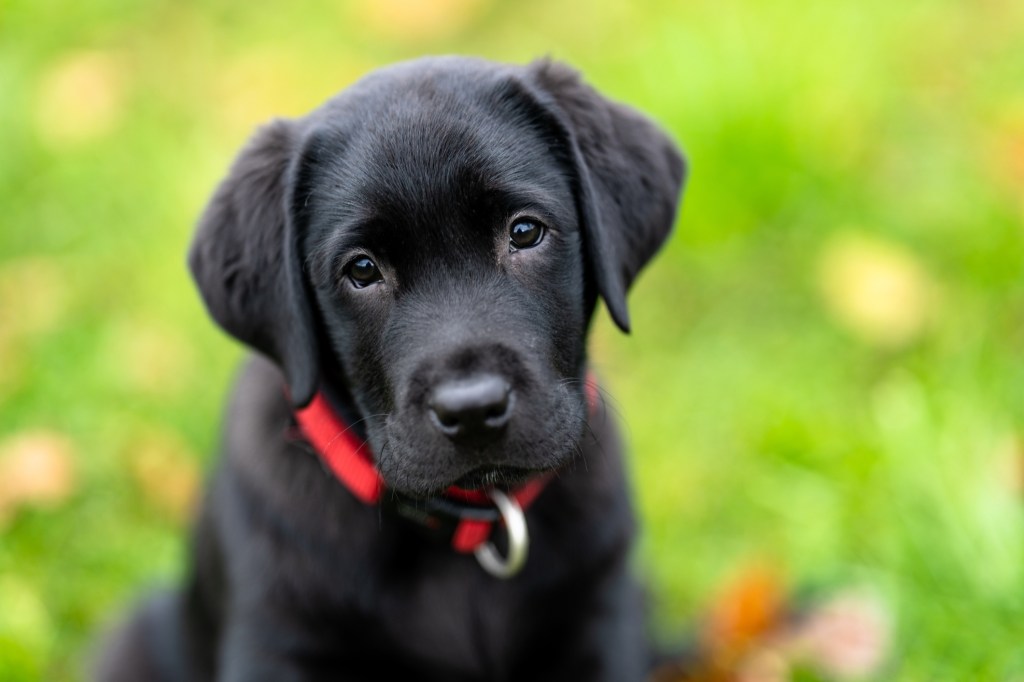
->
509, 219, 545, 250
345, 256, 383, 288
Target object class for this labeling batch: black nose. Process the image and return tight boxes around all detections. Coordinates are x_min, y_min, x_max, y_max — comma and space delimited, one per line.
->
428, 374, 512, 444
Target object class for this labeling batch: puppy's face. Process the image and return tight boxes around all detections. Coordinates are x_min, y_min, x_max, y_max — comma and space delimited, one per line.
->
300, 77, 588, 494
190, 58, 685, 498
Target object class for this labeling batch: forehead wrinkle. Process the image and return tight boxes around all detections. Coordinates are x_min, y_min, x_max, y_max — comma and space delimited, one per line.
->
361, 113, 568, 222
302, 145, 377, 233
358, 117, 491, 220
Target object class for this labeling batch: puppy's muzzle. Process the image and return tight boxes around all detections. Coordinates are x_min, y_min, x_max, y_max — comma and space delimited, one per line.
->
427, 373, 513, 446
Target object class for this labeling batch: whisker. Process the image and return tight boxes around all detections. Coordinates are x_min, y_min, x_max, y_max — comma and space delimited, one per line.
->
321, 412, 390, 452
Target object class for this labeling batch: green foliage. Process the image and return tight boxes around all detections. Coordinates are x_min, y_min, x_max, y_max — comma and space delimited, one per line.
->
1, 0, 1022, 678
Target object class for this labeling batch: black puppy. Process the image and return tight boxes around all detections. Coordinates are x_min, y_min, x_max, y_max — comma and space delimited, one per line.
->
97, 56, 685, 681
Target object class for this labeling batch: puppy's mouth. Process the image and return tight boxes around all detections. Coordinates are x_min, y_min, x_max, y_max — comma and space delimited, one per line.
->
451, 465, 542, 491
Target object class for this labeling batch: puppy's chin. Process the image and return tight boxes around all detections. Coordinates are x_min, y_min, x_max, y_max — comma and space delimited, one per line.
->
451, 465, 540, 491
372, 436, 581, 499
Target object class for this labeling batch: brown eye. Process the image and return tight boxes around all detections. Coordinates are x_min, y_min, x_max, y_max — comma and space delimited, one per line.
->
346, 256, 383, 288
509, 219, 545, 250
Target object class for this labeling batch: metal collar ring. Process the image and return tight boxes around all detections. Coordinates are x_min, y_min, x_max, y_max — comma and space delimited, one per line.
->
474, 488, 529, 578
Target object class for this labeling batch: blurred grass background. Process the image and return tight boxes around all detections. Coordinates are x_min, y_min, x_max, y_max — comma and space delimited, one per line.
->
1, 0, 1023, 679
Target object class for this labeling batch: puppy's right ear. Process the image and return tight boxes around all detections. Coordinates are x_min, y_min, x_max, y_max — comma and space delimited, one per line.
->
188, 119, 319, 407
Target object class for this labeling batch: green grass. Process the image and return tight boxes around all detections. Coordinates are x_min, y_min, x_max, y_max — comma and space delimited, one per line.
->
1, 0, 1022, 678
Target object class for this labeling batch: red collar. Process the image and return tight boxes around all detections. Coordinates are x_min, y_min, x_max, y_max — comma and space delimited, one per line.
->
292, 376, 600, 554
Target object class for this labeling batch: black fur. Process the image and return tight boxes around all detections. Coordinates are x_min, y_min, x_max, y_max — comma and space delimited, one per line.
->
96, 56, 685, 681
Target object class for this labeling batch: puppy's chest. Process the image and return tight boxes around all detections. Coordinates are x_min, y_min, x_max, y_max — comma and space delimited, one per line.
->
369, 561, 530, 675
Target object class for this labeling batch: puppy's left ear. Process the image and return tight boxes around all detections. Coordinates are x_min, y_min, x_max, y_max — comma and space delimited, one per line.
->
188, 119, 320, 407
526, 60, 687, 332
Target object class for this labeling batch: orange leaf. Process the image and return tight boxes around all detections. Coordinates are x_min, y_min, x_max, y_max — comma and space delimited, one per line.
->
704, 565, 786, 654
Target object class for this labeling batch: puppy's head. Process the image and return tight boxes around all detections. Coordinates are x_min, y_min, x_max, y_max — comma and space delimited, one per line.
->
190, 57, 685, 497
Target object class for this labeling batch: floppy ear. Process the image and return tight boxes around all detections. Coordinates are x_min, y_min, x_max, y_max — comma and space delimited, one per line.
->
188, 119, 320, 407
525, 60, 687, 332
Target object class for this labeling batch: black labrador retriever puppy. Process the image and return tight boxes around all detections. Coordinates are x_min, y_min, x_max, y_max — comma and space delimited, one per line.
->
97, 56, 685, 682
